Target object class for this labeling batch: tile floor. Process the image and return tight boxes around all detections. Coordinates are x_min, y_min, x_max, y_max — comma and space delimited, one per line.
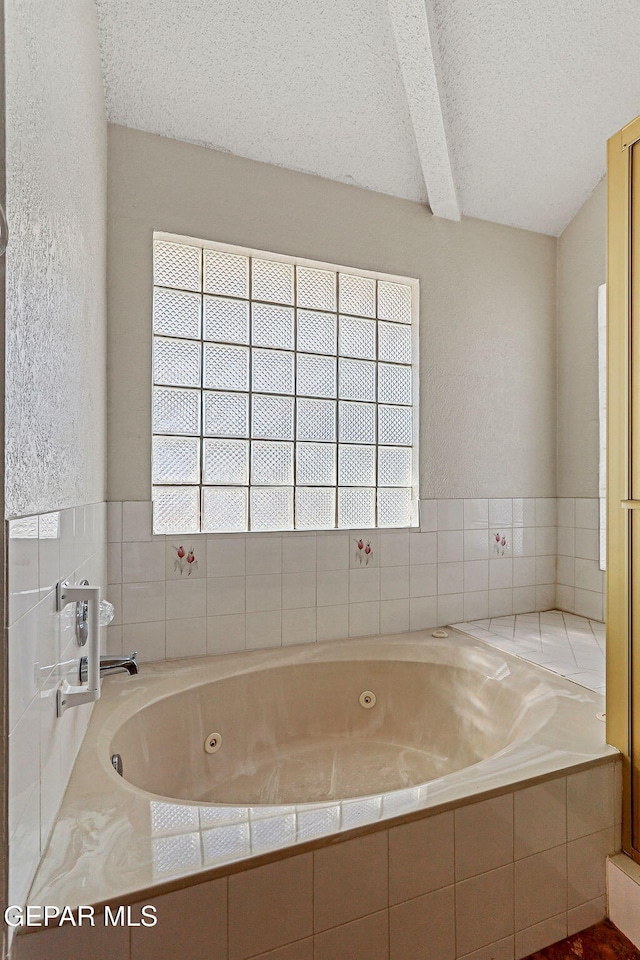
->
453, 609, 605, 693
523, 919, 640, 960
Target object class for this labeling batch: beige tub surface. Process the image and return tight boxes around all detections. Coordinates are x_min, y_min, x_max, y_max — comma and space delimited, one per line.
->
28, 628, 616, 910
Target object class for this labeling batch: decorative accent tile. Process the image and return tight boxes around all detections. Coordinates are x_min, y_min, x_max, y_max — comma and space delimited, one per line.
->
166, 540, 205, 578
350, 533, 377, 568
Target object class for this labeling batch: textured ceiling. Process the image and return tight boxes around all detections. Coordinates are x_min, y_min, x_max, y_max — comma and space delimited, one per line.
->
95, 0, 428, 204
95, 0, 640, 235
430, 0, 640, 234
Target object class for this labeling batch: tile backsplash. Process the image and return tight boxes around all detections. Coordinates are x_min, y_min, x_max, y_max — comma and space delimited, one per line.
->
7, 502, 107, 909
106, 498, 559, 662
556, 498, 605, 622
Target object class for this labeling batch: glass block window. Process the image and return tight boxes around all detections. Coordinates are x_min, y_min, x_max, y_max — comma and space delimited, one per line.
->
152, 235, 419, 533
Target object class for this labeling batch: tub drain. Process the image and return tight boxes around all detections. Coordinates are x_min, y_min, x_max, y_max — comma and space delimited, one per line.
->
204, 732, 222, 754
359, 691, 376, 709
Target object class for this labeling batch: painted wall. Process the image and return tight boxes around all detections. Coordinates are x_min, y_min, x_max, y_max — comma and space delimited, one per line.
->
5, 0, 107, 519
556, 178, 607, 499
107, 124, 557, 503
5, 0, 108, 913
554, 177, 607, 619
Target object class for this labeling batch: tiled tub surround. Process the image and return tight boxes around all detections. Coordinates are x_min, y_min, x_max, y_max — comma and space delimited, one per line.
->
454, 612, 605, 693
7, 503, 107, 910
18, 632, 617, 960
556, 498, 605, 622
106, 497, 558, 660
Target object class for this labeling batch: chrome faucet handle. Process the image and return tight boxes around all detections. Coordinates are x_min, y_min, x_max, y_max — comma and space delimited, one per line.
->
127, 651, 138, 661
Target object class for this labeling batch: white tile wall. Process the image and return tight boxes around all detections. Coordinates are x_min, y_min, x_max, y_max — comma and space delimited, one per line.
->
12, 760, 620, 960
7, 502, 107, 910
106, 498, 558, 660
556, 498, 605, 622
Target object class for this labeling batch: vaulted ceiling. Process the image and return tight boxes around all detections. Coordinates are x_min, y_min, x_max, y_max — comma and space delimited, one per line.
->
95, 0, 640, 236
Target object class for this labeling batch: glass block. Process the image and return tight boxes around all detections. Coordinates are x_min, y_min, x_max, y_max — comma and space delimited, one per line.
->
378, 405, 413, 445
251, 394, 294, 440
204, 296, 249, 344
297, 354, 337, 398
378, 446, 412, 486
378, 321, 412, 364
378, 363, 412, 405
295, 487, 336, 529
338, 488, 376, 528
297, 310, 336, 355
202, 823, 250, 864
151, 801, 199, 835
203, 249, 249, 299
153, 337, 201, 387
250, 487, 294, 531
251, 303, 294, 350
377, 488, 414, 527
204, 391, 249, 438
378, 280, 412, 323
338, 273, 376, 317
252, 258, 294, 304
202, 487, 248, 533
204, 343, 249, 391
152, 834, 201, 877
296, 266, 337, 311
203, 439, 249, 485
252, 349, 294, 394
152, 436, 200, 484
153, 486, 200, 534
338, 316, 376, 360
154, 241, 201, 291
338, 444, 376, 486
153, 387, 201, 435
338, 401, 376, 444
251, 441, 294, 485
296, 398, 336, 442
153, 288, 201, 339
296, 442, 336, 485
338, 358, 376, 401
251, 814, 296, 853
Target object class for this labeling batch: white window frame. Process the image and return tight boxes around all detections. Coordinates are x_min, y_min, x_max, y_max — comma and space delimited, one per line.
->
151, 231, 420, 534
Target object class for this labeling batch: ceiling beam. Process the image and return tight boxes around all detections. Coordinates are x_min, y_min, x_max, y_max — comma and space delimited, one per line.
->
387, 0, 460, 221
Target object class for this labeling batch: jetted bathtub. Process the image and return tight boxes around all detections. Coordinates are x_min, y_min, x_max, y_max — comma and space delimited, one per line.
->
28, 628, 617, 911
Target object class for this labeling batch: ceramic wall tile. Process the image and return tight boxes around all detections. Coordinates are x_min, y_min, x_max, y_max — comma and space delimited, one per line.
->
554, 498, 604, 621
282, 608, 316, 645
282, 536, 316, 573
437, 499, 463, 531
245, 536, 282, 575
166, 617, 207, 659
206, 614, 246, 655
463, 499, 488, 530
229, 854, 313, 960
389, 810, 454, 904
463, 591, 489, 620
207, 537, 246, 578
512, 558, 536, 588
313, 831, 388, 931
455, 794, 514, 881
316, 604, 349, 640
455, 864, 514, 957
316, 911, 388, 960
245, 610, 282, 649
8, 501, 108, 909
107, 497, 567, 658
282, 572, 317, 610
514, 844, 567, 929
390, 886, 455, 960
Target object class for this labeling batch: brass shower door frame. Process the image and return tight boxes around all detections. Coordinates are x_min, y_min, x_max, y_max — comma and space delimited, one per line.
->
607, 114, 640, 861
